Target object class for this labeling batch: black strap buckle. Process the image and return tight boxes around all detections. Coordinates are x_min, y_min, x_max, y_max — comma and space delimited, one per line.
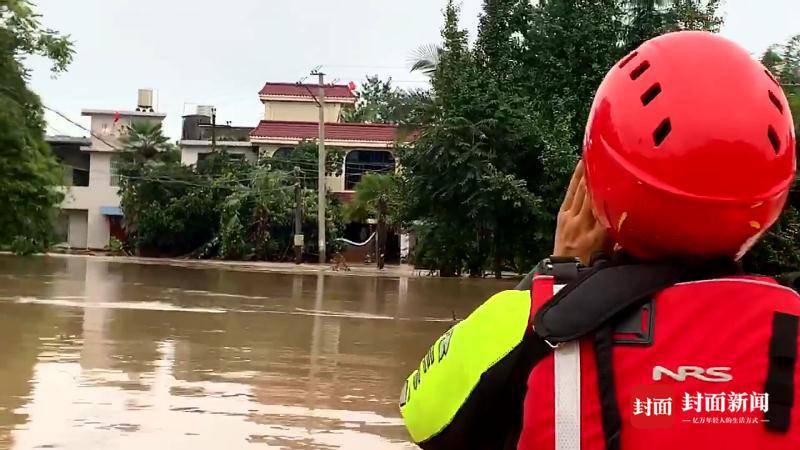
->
613, 300, 656, 346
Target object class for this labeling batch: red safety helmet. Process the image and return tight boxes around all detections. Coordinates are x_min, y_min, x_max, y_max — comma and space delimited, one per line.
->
584, 31, 796, 261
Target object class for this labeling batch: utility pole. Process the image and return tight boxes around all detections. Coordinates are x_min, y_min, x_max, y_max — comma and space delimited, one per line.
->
377, 196, 387, 270
293, 166, 303, 265
312, 70, 327, 264
211, 106, 217, 153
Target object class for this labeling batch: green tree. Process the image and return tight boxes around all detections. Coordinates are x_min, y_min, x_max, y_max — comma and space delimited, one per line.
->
263, 141, 344, 190
117, 120, 193, 254
400, 0, 723, 277
745, 34, 800, 274
341, 75, 430, 125
345, 173, 401, 269
0, 0, 74, 253
409, 43, 442, 77
623, 1, 721, 51
118, 158, 219, 256
120, 121, 173, 160
117, 143, 346, 261
401, 0, 542, 277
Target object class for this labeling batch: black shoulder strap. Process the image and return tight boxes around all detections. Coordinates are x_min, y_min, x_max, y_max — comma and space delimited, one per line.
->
594, 326, 622, 450
765, 312, 799, 432
532, 262, 683, 344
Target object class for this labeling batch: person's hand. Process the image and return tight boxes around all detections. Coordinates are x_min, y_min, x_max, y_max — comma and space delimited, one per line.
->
553, 160, 607, 265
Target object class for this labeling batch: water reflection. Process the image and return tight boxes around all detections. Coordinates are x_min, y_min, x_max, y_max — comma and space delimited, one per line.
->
0, 255, 513, 449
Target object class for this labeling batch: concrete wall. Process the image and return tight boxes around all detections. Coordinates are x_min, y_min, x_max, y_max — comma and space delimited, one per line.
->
88, 113, 164, 152
90, 152, 112, 186
88, 114, 127, 152
181, 147, 200, 166
264, 101, 343, 122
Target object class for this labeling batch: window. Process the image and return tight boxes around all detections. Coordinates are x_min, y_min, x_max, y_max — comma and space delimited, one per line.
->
51, 143, 90, 187
73, 167, 90, 187
344, 150, 395, 190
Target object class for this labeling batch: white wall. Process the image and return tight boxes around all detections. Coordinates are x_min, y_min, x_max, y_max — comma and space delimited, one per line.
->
87, 113, 165, 152
264, 101, 343, 122
60, 152, 120, 249
181, 148, 200, 166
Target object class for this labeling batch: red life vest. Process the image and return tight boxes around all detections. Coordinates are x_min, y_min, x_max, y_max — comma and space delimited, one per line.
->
520, 275, 800, 450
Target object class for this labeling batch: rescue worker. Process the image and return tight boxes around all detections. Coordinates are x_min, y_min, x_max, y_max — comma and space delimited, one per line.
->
399, 31, 799, 450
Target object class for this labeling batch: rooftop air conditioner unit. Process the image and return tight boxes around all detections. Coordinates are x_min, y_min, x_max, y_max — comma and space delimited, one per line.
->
137, 89, 154, 112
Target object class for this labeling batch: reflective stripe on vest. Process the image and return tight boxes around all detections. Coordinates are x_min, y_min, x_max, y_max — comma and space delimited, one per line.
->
552, 283, 581, 450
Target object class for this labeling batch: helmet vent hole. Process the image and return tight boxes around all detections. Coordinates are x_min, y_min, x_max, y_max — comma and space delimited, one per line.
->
619, 51, 639, 69
653, 118, 671, 146
765, 69, 780, 87
641, 83, 662, 106
768, 126, 781, 154
630, 61, 650, 80
768, 90, 784, 114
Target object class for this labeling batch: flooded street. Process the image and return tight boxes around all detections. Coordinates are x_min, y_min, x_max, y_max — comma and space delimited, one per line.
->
0, 255, 513, 449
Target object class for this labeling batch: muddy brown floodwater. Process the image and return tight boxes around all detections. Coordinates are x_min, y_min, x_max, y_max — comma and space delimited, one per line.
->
0, 255, 514, 450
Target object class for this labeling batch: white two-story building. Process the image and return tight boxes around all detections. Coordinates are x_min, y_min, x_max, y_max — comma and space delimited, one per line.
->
51, 90, 166, 249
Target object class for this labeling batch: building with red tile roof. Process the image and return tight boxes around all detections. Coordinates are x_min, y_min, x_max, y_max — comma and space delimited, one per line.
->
249, 120, 403, 147
258, 82, 356, 103
181, 80, 414, 194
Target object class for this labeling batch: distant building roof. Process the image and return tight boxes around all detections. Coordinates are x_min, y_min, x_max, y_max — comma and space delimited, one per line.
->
258, 83, 356, 103
81, 109, 166, 118
45, 135, 91, 146
179, 140, 255, 148
249, 120, 408, 145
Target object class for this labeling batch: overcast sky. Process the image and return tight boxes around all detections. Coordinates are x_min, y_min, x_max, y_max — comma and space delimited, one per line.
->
29, 0, 799, 140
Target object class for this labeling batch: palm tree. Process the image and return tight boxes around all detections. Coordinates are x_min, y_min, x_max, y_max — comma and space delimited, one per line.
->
409, 44, 442, 77
120, 121, 170, 159
345, 173, 398, 269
